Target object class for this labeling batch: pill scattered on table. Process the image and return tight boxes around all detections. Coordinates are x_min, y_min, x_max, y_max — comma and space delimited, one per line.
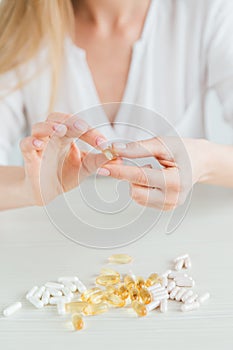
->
1, 253, 210, 331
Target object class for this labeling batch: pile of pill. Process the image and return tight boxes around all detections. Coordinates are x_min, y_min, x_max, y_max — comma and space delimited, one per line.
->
2, 253, 210, 330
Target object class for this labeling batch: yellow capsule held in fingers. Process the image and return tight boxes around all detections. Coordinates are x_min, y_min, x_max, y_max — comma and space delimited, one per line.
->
83, 302, 109, 316
65, 301, 88, 313
72, 313, 84, 331
81, 287, 101, 301
145, 273, 161, 287
108, 254, 133, 264
140, 287, 152, 305
102, 147, 118, 161
96, 274, 120, 286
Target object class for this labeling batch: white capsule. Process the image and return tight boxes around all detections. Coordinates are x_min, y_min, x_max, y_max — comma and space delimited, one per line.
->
184, 257, 192, 269
168, 271, 188, 279
185, 294, 198, 304
197, 292, 210, 304
175, 259, 184, 271
26, 286, 38, 300
175, 276, 194, 287
160, 299, 168, 313
47, 288, 63, 297
3, 302, 22, 317
181, 301, 200, 312
41, 290, 50, 305
174, 254, 189, 263
152, 291, 169, 301
161, 276, 168, 287
181, 290, 194, 302
146, 300, 160, 312
57, 302, 66, 315
169, 287, 180, 300
63, 282, 77, 292
167, 280, 176, 293
28, 297, 44, 309
34, 286, 46, 299
49, 296, 71, 305
62, 287, 73, 299
45, 282, 64, 290
175, 288, 187, 301
75, 279, 87, 293
147, 283, 162, 292
57, 276, 79, 283
162, 270, 172, 278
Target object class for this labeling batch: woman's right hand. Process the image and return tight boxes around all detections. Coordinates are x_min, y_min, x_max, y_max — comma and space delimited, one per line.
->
20, 112, 111, 206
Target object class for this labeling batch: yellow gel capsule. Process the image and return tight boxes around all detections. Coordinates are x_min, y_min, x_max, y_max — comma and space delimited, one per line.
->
145, 273, 161, 287
105, 285, 116, 295
81, 287, 101, 301
132, 301, 147, 317
117, 284, 129, 300
83, 302, 109, 316
124, 275, 135, 290
89, 291, 106, 304
100, 268, 120, 277
106, 294, 125, 308
130, 287, 140, 301
102, 147, 117, 161
140, 287, 152, 305
108, 254, 133, 264
135, 276, 145, 289
65, 301, 88, 313
72, 313, 84, 331
96, 274, 120, 286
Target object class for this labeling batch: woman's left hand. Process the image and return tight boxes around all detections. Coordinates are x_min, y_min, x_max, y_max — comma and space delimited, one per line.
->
97, 137, 212, 210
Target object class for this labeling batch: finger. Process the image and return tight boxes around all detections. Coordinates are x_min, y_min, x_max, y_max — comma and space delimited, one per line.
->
20, 136, 45, 160
32, 122, 67, 139
112, 138, 174, 161
97, 164, 165, 188
47, 112, 109, 150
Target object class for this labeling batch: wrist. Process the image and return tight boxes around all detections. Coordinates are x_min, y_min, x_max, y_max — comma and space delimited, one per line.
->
198, 140, 220, 184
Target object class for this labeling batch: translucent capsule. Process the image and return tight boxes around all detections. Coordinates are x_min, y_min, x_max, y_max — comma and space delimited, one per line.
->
83, 302, 109, 316
102, 147, 118, 161
89, 290, 106, 304
132, 301, 147, 317
135, 276, 145, 289
124, 275, 135, 290
96, 274, 120, 286
100, 268, 120, 277
108, 254, 133, 264
65, 301, 88, 313
106, 293, 125, 308
129, 287, 140, 301
145, 273, 161, 287
116, 285, 129, 300
72, 313, 84, 331
81, 287, 101, 301
140, 287, 152, 305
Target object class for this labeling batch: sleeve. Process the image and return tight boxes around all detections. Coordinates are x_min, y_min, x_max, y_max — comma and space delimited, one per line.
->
0, 71, 26, 165
205, 0, 233, 128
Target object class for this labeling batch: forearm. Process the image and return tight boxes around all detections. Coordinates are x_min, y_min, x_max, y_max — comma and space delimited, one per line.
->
200, 141, 233, 188
0, 166, 33, 210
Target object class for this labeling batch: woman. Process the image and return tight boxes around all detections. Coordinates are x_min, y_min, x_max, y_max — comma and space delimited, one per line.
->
0, 0, 233, 211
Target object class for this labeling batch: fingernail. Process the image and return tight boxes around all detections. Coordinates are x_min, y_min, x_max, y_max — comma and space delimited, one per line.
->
112, 142, 127, 150
33, 139, 44, 148
96, 136, 109, 150
53, 124, 67, 133
73, 119, 88, 132
97, 168, 110, 176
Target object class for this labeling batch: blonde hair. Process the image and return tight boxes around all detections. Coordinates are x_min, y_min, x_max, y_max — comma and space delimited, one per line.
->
0, 0, 75, 110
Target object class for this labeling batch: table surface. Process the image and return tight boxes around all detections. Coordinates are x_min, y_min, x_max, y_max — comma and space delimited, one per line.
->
0, 179, 233, 350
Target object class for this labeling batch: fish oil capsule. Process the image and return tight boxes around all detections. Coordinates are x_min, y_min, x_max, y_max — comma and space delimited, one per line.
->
160, 299, 168, 313
140, 287, 152, 304
117, 285, 129, 300
81, 287, 101, 301
124, 275, 135, 290
106, 293, 125, 308
72, 313, 84, 331
96, 274, 120, 286
130, 287, 140, 301
89, 290, 106, 304
65, 301, 88, 313
3, 302, 22, 317
145, 273, 161, 287
181, 301, 200, 312
108, 254, 133, 264
102, 147, 118, 161
83, 302, 109, 316
132, 301, 147, 317
135, 276, 145, 289
197, 292, 210, 304
100, 268, 120, 277
26, 286, 38, 300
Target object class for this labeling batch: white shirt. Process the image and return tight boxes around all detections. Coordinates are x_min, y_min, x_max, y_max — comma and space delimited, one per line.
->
1, 0, 233, 165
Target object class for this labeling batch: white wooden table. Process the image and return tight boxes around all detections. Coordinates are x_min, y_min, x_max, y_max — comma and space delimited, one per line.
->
0, 179, 233, 350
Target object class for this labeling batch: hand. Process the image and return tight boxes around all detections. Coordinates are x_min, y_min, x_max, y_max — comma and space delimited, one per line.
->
20, 112, 111, 206
97, 137, 211, 210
